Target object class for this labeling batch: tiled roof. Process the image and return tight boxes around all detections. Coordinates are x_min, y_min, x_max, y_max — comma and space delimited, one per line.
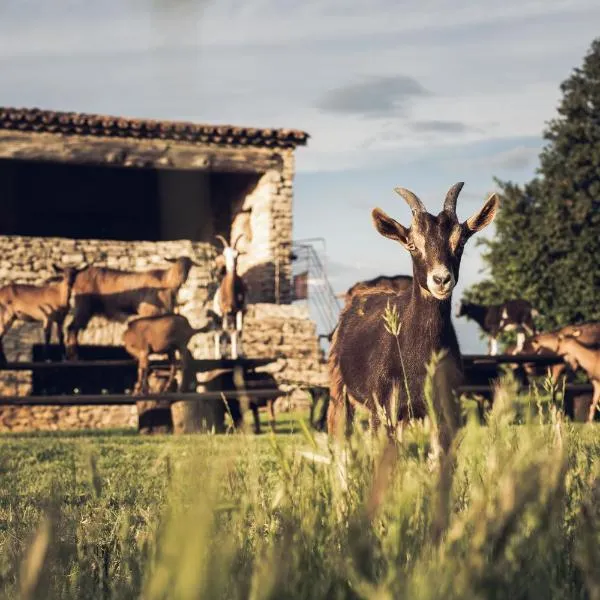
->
0, 106, 309, 149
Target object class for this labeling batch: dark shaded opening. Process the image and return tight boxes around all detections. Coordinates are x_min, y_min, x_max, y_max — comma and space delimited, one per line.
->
31, 344, 136, 395
0, 158, 260, 242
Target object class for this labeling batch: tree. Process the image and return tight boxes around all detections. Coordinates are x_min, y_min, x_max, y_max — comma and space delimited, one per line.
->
465, 37, 600, 337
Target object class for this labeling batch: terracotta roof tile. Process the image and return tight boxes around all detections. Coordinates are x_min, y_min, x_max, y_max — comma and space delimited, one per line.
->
0, 106, 309, 149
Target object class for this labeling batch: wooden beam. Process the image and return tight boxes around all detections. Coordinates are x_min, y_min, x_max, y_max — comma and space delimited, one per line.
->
0, 388, 287, 406
458, 384, 593, 394
0, 130, 284, 173
0, 357, 275, 371
462, 354, 564, 365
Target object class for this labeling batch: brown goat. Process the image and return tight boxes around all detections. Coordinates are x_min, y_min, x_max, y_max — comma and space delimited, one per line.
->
211, 235, 247, 359
327, 274, 413, 341
340, 274, 413, 304
532, 332, 600, 422
66, 256, 199, 360
328, 182, 499, 449
529, 322, 600, 385
0, 265, 80, 363
123, 314, 207, 395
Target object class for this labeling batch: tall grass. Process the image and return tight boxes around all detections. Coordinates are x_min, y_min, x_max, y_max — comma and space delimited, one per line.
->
1, 385, 599, 600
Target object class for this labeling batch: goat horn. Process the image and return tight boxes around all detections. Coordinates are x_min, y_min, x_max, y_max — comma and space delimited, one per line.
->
215, 235, 229, 248
232, 233, 245, 250
394, 187, 426, 214
443, 181, 465, 215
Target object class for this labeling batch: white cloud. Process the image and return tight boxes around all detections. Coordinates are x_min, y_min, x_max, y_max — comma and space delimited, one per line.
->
1, 0, 598, 173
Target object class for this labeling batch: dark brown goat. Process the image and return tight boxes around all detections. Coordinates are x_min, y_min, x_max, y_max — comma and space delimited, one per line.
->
327, 182, 499, 449
211, 235, 247, 359
123, 314, 207, 395
340, 274, 413, 304
0, 265, 80, 363
327, 274, 413, 341
66, 257, 199, 359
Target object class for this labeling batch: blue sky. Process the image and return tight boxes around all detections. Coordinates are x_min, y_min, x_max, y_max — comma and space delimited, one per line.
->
2, 0, 599, 352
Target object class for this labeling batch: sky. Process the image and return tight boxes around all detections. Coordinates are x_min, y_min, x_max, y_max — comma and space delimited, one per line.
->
2, 0, 599, 352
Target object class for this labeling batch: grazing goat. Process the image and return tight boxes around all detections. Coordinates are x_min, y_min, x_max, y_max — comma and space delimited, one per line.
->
123, 314, 208, 395
328, 182, 499, 448
456, 299, 538, 355
211, 235, 247, 359
529, 322, 600, 385
0, 265, 80, 364
532, 331, 600, 422
66, 256, 199, 360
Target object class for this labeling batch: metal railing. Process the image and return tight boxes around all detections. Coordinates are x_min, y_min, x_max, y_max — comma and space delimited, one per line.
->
291, 239, 341, 341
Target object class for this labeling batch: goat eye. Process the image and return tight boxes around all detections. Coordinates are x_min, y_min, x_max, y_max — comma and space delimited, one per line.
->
407, 242, 416, 251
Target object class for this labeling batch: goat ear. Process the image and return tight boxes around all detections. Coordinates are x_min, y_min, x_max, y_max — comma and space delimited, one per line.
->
372, 208, 410, 247
52, 263, 64, 273
164, 257, 177, 263
464, 193, 499, 233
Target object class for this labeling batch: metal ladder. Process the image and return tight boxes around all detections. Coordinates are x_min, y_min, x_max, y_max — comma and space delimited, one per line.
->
291, 238, 341, 353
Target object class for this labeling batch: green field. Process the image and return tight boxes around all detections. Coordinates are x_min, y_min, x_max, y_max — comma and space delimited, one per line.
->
1, 388, 599, 600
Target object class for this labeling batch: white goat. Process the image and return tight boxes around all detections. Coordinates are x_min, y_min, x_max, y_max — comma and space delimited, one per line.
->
211, 234, 247, 359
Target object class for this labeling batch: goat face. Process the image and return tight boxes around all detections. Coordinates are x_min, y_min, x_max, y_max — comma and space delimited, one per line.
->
222, 247, 239, 273
455, 300, 469, 318
51, 264, 82, 297
530, 332, 560, 354
164, 256, 198, 282
371, 182, 499, 301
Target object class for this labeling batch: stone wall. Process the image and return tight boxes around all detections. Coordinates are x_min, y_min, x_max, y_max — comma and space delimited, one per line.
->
232, 150, 295, 304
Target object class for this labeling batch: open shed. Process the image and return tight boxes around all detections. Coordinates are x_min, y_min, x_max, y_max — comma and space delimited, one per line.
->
0, 107, 328, 432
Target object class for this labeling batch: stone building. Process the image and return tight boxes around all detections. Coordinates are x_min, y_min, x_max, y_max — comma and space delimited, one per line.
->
0, 106, 329, 431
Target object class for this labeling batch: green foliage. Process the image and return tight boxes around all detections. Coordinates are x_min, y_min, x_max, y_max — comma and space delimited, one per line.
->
0, 396, 600, 600
466, 37, 600, 334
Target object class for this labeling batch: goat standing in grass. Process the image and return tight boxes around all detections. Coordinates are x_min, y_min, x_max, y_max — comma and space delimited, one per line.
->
456, 299, 538, 355
328, 182, 499, 449
66, 256, 199, 360
211, 235, 247, 359
123, 314, 208, 395
532, 329, 600, 422
0, 264, 80, 364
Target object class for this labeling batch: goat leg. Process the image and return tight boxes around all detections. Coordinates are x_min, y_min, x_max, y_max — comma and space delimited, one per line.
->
587, 382, 600, 423
515, 331, 525, 353
251, 401, 261, 434
214, 332, 222, 359
178, 347, 193, 393
66, 301, 93, 361
0, 313, 16, 365
489, 337, 498, 356
236, 311, 244, 357
231, 330, 238, 359
42, 320, 52, 361
138, 353, 150, 396
56, 319, 67, 360
163, 349, 177, 392
267, 398, 276, 431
